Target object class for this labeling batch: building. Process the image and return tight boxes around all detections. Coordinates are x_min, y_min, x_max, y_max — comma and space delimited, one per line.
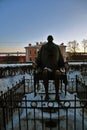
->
0, 55, 26, 63
66, 52, 87, 61
59, 43, 67, 61
0, 52, 26, 63
0, 43, 66, 63
25, 42, 42, 62
25, 42, 67, 62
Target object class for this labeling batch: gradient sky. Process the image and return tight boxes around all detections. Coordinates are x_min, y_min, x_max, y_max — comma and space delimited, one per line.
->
0, 0, 87, 52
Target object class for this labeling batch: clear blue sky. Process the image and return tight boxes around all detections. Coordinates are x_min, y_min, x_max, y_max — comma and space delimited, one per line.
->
0, 0, 87, 52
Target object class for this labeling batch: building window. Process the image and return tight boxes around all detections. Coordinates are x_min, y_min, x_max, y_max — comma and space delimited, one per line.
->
34, 57, 37, 61
29, 50, 32, 54
29, 57, 32, 61
34, 50, 37, 54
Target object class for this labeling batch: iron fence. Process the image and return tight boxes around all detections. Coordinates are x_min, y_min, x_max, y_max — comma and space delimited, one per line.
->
0, 95, 87, 130
0, 74, 87, 130
0, 67, 87, 129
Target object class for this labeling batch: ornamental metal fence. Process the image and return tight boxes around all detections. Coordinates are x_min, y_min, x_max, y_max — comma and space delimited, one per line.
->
0, 74, 87, 130
0, 95, 87, 130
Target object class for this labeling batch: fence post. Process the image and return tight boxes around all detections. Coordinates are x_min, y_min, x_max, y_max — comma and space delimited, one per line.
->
0, 101, 4, 130
34, 71, 36, 97
23, 76, 25, 95
0, 96, 6, 130
76, 75, 78, 93
64, 73, 67, 96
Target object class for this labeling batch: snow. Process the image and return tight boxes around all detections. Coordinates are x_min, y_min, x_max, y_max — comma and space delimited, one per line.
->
6, 91, 87, 130
0, 64, 87, 130
0, 73, 31, 94
68, 61, 87, 65
0, 63, 32, 68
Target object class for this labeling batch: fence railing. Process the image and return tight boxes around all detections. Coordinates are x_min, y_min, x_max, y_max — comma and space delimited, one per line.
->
0, 75, 35, 128
67, 75, 87, 99
0, 77, 25, 125
0, 73, 87, 130
0, 95, 87, 130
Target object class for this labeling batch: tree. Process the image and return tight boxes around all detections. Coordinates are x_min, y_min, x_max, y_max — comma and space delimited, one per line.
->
67, 40, 79, 53
81, 39, 87, 53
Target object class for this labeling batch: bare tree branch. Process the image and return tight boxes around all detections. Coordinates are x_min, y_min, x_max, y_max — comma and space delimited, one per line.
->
82, 39, 87, 53
67, 40, 79, 53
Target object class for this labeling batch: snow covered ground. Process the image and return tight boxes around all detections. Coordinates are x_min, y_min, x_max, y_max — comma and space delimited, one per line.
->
0, 73, 31, 94
6, 89, 87, 130
0, 63, 32, 68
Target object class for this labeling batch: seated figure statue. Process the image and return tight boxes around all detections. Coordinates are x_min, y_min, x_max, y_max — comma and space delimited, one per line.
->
33, 35, 66, 101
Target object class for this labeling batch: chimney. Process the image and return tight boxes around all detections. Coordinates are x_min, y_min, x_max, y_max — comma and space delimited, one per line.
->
29, 43, 31, 46
40, 42, 42, 44
61, 43, 64, 45
36, 42, 39, 46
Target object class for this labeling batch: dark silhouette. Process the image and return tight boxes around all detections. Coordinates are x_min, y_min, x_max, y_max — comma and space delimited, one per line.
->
34, 35, 65, 100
